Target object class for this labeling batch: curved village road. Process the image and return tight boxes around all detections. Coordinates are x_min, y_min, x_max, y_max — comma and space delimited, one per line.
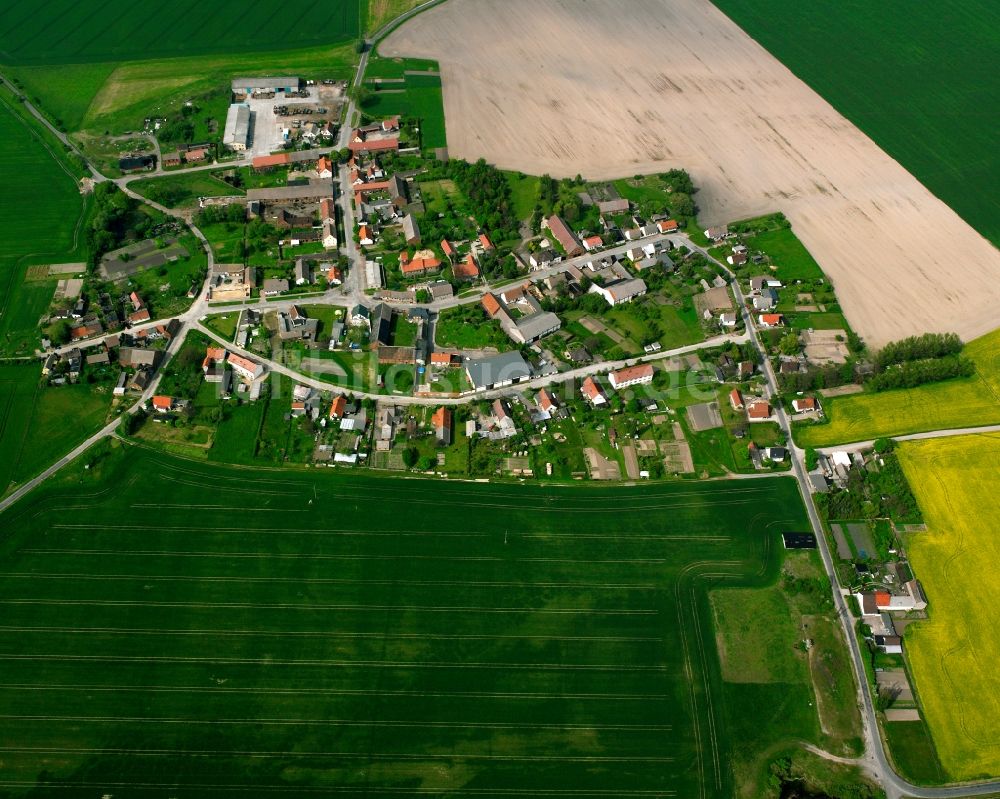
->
6, 36, 1000, 799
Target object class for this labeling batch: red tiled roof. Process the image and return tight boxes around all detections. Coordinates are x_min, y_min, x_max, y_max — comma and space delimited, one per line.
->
479, 233, 494, 250
582, 376, 604, 401
401, 255, 441, 275
610, 364, 654, 385
657, 219, 679, 233
760, 314, 784, 326
431, 406, 452, 430
875, 591, 891, 607
316, 156, 333, 173
430, 352, 455, 365
481, 294, 501, 317
252, 153, 290, 169
537, 389, 557, 411
729, 388, 744, 408
441, 239, 455, 257
152, 395, 172, 411
329, 396, 347, 419
747, 399, 771, 419
454, 253, 479, 280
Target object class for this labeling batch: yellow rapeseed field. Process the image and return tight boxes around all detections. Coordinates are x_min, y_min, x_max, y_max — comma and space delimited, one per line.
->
797, 328, 1000, 447
898, 436, 1000, 780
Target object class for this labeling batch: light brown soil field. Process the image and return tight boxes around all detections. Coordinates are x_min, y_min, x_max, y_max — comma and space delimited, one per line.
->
382, 0, 1000, 345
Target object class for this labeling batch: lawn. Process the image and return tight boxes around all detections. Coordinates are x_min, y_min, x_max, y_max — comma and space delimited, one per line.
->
711, 586, 807, 684
897, 435, 1000, 780
710, 0, 1000, 248
884, 720, 947, 785
435, 304, 508, 350
0, 365, 110, 497
795, 327, 1000, 447
129, 172, 241, 210
419, 178, 459, 214
0, 443, 828, 799
746, 228, 824, 281
0, 1, 360, 65
505, 172, 541, 221
202, 312, 240, 342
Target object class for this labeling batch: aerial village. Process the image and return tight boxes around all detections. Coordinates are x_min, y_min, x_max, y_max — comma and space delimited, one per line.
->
36, 73, 883, 497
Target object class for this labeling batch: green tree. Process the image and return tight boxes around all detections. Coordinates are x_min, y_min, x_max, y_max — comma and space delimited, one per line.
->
402, 447, 419, 469
779, 332, 801, 356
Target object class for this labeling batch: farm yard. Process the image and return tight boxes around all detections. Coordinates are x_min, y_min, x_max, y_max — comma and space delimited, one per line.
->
897, 435, 1000, 780
6, 42, 359, 138
381, 0, 1000, 347
0, 1, 360, 65
795, 327, 1000, 447
710, 0, 1000, 250
0, 444, 832, 798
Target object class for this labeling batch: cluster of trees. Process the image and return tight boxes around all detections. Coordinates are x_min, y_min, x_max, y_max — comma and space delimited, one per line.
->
874, 332, 962, 371
194, 203, 246, 226
86, 182, 148, 262
867, 355, 974, 392
447, 159, 519, 241
816, 447, 921, 524
778, 362, 856, 393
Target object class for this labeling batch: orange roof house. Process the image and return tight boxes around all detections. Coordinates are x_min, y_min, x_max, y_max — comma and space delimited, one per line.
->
481, 293, 502, 317
151, 395, 173, 412
537, 388, 558, 412
657, 219, 679, 233
581, 376, 607, 405
453, 253, 480, 281
478, 233, 494, 251
316, 156, 333, 175
430, 352, 456, 366
329, 396, 347, 419
747, 399, 772, 420
441, 239, 456, 259
729, 388, 745, 410
758, 313, 784, 328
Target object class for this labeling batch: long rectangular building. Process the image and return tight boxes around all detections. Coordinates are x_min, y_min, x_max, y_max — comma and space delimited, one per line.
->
231, 76, 300, 94
247, 180, 335, 203
223, 104, 251, 151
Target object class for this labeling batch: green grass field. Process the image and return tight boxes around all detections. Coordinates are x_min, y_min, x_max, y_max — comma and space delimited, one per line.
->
747, 228, 824, 282
897, 435, 1000, 780
711, 0, 1000, 248
796, 327, 1000, 447
130, 172, 241, 209
364, 73, 446, 150
0, 365, 110, 498
0, 1, 359, 65
0, 87, 89, 357
0, 443, 821, 798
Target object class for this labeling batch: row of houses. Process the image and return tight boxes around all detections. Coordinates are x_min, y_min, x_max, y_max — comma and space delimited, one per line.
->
581, 363, 655, 406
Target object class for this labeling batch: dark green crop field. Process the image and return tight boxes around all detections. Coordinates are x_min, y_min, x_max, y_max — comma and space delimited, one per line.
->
0, 0, 360, 65
711, 0, 1000, 247
0, 445, 811, 798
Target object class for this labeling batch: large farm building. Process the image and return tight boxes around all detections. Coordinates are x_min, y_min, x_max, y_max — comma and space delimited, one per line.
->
231, 77, 301, 95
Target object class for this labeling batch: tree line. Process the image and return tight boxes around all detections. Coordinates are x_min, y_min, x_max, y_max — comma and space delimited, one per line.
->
874, 332, 963, 371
